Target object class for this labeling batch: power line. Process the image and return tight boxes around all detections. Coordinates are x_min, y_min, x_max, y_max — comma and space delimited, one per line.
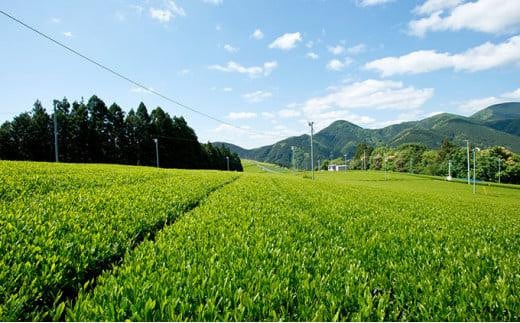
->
0, 9, 274, 138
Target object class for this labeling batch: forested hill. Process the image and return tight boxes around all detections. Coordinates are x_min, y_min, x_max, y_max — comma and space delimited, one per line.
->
0, 95, 243, 171
217, 102, 520, 167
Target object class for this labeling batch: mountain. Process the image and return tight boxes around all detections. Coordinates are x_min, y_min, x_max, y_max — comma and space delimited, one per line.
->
471, 102, 520, 121
218, 102, 520, 167
470, 102, 520, 136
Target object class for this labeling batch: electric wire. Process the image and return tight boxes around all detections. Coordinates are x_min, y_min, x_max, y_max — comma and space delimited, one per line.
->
0, 9, 274, 138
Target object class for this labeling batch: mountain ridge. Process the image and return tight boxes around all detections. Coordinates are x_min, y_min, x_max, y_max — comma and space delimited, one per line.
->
215, 102, 520, 166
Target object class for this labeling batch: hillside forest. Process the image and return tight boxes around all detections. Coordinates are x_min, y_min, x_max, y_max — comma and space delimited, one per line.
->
320, 141, 520, 184
0, 96, 243, 171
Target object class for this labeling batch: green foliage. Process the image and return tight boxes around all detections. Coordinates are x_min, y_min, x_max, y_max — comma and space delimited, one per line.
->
0, 162, 236, 320
0, 96, 243, 171
68, 171, 520, 321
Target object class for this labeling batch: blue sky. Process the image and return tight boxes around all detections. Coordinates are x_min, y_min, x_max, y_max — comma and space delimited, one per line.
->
1, 0, 519, 148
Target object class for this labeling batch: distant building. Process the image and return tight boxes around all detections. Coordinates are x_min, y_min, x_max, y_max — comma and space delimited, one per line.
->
328, 164, 347, 171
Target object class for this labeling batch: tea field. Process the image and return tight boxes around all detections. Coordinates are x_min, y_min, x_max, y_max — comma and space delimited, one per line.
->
1, 161, 519, 321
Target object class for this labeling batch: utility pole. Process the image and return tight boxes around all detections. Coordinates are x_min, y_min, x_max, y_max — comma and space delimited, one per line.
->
363, 150, 366, 170
308, 121, 314, 180
291, 146, 295, 172
153, 138, 159, 168
498, 158, 501, 184
53, 102, 59, 162
226, 156, 230, 171
473, 147, 480, 194
448, 160, 452, 180
409, 157, 413, 174
464, 140, 470, 184
344, 154, 348, 173
318, 159, 321, 171
384, 156, 388, 180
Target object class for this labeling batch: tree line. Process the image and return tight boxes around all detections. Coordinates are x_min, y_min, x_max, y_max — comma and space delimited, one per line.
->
0, 95, 243, 171
321, 140, 520, 184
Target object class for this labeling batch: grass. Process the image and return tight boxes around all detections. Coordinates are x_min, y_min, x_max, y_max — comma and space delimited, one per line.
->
1, 161, 520, 320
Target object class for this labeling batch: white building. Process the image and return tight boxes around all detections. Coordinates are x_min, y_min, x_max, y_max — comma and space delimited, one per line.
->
328, 164, 348, 171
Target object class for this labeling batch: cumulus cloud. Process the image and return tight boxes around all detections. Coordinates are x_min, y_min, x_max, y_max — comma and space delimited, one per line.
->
347, 43, 366, 55
209, 61, 277, 78
223, 44, 239, 53
251, 29, 264, 40
365, 35, 520, 76
413, 0, 462, 15
269, 32, 302, 50
62, 31, 73, 37
261, 112, 275, 119
223, 87, 233, 92
328, 45, 345, 55
409, 0, 520, 36
278, 109, 301, 118
299, 80, 433, 129
306, 52, 319, 60
226, 112, 257, 120
212, 123, 297, 149
326, 58, 352, 71
458, 87, 520, 114
243, 90, 273, 103
149, 1, 185, 23
302, 79, 433, 114
357, 0, 394, 7
203, 0, 223, 5
458, 97, 503, 114
503, 88, 520, 99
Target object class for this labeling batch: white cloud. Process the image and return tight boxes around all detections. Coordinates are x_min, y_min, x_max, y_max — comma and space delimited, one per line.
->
203, 0, 223, 5
251, 29, 264, 40
371, 110, 425, 128
223, 87, 233, 92
226, 112, 257, 120
278, 109, 301, 118
409, 0, 520, 36
211, 123, 297, 149
243, 90, 272, 103
300, 80, 433, 129
413, 0, 462, 15
458, 87, 520, 114
62, 31, 73, 37
269, 32, 302, 50
150, 9, 173, 23
302, 79, 434, 114
357, 0, 394, 7
328, 45, 345, 55
458, 96, 502, 114
223, 44, 239, 53
427, 111, 446, 117
215, 24, 222, 31
306, 52, 319, 60
261, 112, 275, 119
149, 1, 185, 23
347, 43, 366, 55
209, 61, 277, 78
51, 17, 61, 23
326, 58, 352, 71
365, 35, 520, 76
503, 88, 520, 99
